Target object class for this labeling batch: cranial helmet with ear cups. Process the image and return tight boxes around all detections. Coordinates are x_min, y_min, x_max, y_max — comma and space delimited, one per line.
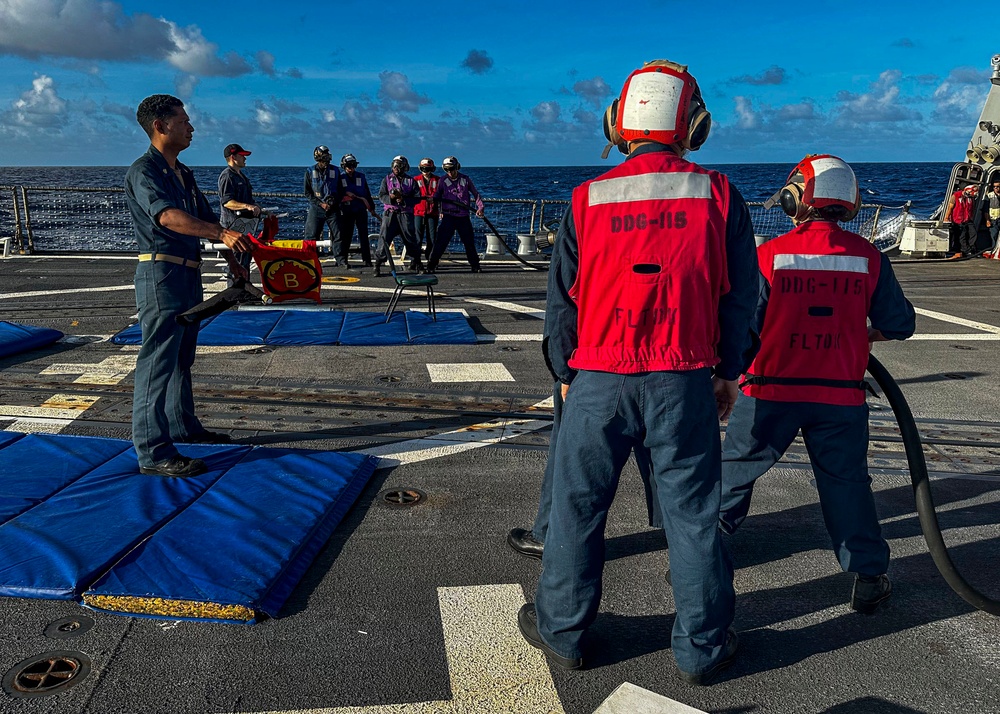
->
391, 155, 409, 173
601, 59, 712, 159
779, 154, 861, 223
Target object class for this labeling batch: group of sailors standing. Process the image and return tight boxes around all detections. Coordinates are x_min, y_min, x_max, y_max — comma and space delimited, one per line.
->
507, 59, 916, 685
124, 65, 920, 687
304, 147, 485, 276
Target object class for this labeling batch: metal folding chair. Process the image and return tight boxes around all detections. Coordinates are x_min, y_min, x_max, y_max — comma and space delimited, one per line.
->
383, 249, 438, 322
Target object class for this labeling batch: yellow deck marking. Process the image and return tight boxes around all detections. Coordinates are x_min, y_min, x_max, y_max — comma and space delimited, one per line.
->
39, 394, 100, 411
322, 276, 361, 284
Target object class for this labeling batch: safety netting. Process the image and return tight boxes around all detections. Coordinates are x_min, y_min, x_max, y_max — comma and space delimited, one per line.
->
2, 185, 548, 255
748, 202, 911, 252
0, 432, 378, 623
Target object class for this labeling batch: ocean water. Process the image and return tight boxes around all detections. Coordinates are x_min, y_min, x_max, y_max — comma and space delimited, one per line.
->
0, 162, 955, 252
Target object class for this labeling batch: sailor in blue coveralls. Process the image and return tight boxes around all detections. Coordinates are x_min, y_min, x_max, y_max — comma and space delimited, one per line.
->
335, 153, 378, 268
125, 95, 251, 478
518, 61, 761, 686
304, 145, 343, 262
720, 154, 916, 614
218, 143, 260, 288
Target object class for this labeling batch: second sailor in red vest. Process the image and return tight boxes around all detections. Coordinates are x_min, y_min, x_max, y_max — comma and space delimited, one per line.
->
518, 60, 761, 685
427, 156, 485, 273
720, 155, 915, 614
414, 158, 440, 257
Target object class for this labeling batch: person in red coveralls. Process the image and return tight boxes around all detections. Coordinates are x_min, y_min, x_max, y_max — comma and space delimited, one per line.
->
517, 60, 761, 686
413, 158, 440, 256
945, 184, 979, 259
719, 155, 915, 615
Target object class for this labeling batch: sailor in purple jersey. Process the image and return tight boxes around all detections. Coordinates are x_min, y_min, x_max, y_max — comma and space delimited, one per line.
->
426, 156, 485, 273
374, 155, 423, 275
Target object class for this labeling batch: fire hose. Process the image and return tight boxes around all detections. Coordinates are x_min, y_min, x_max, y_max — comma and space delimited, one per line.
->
867, 354, 1000, 615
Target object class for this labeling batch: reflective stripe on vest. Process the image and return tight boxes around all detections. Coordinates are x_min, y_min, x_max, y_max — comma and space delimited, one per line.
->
588, 172, 712, 205
568, 151, 730, 374
312, 167, 338, 199
744, 221, 881, 406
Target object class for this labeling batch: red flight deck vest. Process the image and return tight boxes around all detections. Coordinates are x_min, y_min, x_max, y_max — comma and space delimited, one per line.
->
569, 151, 730, 374
743, 221, 881, 406
414, 174, 439, 217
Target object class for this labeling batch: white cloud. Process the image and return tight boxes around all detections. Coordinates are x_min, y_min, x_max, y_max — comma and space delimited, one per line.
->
377, 71, 431, 113
834, 70, 921, 124
530, 101, 561, 124
733, 96, 760, 129
175, 74, 199, 99
0, 0, 255, 77
730, 66, 787, 86
572, 77, 612, 108
164, 23, 250, 77
8, 75, 67, 127
256, 50, 276, 77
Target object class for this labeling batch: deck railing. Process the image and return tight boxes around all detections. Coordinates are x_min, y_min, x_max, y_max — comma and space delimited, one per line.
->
0, 185, 909, 256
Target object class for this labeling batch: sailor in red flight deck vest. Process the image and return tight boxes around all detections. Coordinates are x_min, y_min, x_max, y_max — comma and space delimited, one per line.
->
517, 59, 761, 686
720, 154, 915, 615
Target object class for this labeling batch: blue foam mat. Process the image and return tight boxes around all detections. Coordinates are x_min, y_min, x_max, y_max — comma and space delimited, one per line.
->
197, 310, 283, 345
0, 433, 378, 620
86, 449, 378, 623
0, 433, 132, 525
0, 321, 63, 358
109, 310, 476, 346
405, 311, 475, 344
266, 310, 345, 345
338, 311, 409, 345
0, 442, 248, 599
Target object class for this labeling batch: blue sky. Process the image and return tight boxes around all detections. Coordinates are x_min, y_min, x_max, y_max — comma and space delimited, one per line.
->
0, 0, 993, 166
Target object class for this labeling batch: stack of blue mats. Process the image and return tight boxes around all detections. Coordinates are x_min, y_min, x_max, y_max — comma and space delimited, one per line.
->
0, 432, 378, 623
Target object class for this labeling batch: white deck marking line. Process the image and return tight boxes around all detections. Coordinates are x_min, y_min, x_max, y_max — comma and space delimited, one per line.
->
357, 397, 551, 466
461, 297, 545, 318
249, 584, 564, 714
594, 682, 707, 714
475, 333, 544, 342
914, 307, 1000, 334
879, 490, 1000, 525
0, 284, 134, 300
907, 333, 1000, 340
324, 285, 546, 318
0, 394, 96, 434
427, 363, 515, 383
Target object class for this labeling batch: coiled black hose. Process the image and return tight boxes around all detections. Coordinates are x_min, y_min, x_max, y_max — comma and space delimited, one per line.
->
867, 354, 1000, 615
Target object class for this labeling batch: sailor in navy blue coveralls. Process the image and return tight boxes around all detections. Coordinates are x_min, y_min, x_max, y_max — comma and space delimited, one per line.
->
125, 96, 249, 476
719, 158, 916, 606
534, 145, 761, 678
